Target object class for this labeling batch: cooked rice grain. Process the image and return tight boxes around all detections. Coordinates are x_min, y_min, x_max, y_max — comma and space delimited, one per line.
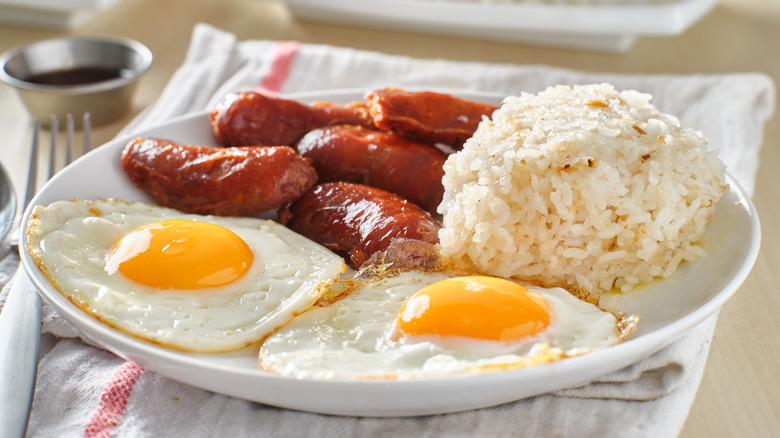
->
437, 84, 726, 292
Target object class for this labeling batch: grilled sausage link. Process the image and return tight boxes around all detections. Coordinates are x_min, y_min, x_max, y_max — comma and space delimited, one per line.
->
296, 126, 446, 213
210, 91, 374, 147
365, 88, 499, 148
122, 138, 317, 216
278, 182, 441, 268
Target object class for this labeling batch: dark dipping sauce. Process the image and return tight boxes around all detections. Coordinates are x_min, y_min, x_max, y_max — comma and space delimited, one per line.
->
24, 66, 127, 86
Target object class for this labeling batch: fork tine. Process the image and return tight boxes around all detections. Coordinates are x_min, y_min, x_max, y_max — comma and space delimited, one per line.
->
48, 115, 58, 181
24, 119, 41, 210
83, 113, 92, 153
22, 113, 89, 212
65, 113, 75, 167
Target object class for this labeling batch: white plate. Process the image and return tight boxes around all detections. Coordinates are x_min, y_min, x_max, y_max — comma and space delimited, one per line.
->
282, 0, 719, 53
19, 89, 760, 416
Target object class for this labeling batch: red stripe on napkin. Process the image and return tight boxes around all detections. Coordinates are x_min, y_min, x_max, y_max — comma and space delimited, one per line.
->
252, 41, 300, 95
83, 361, 145, 438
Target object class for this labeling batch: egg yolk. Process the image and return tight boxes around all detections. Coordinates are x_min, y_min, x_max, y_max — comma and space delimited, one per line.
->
396, 276, 552, 343
106, 219, 254, 290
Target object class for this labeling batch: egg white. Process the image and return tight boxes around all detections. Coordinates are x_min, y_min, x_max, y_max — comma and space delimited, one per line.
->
259, 270, 628, 379
25, 198, 347, 353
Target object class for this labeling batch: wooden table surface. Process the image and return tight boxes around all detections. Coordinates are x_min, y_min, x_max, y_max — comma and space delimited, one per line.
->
1, 1, 777, 436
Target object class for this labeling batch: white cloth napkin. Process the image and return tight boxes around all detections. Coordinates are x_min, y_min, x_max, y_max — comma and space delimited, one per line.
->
1, 22, 773, 437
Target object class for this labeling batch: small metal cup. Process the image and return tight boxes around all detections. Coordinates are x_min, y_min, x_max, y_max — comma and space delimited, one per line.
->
0, 36, 152, 127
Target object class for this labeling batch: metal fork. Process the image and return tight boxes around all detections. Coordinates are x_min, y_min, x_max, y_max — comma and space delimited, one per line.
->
0, 113, 91, 438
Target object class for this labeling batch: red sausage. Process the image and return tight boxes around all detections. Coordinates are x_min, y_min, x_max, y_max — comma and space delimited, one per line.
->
210, 91, 374, 147
278, 182, 441, 269
296, 126, 446, 213
122, 138, 317, 216
365, 88, 498, 148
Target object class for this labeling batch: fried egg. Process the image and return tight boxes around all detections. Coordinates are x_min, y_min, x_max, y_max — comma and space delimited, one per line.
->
259, 271, 635, 379
25, 198, 347, 353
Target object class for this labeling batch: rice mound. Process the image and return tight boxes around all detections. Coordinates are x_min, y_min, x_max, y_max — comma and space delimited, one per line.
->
437, 83, 726, 292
